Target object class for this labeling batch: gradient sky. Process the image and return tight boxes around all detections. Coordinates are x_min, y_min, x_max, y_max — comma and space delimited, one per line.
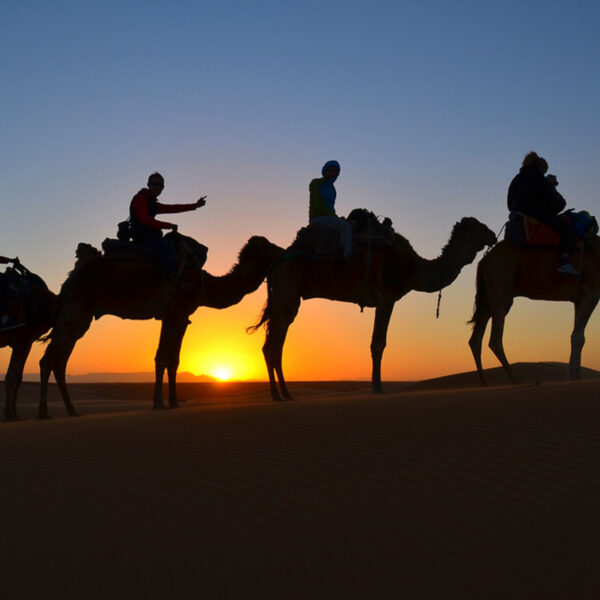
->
2, 1, 599, 381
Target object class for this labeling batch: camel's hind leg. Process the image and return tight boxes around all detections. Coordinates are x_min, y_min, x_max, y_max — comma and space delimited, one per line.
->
488, 300, 517, 384
3, 341, 32, 421
263, 296, 300, 402
569, 294, 599, 380
155, 315, 189, 409
370, 300, 395, 394
39, 313, 93, 419
468, 309, 491, 386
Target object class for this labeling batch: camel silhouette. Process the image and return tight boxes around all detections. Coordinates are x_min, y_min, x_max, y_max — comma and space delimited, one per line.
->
38, 232, 283, 418
1, 266, 57, 420
251, 217, 496, 400
468, 237, 600, 385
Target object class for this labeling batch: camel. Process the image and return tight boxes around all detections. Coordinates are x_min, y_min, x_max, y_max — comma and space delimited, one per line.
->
468, 237, 600, 385
38, 232, 283, 418
1, 266, 57, 420
251, 217, 496, 401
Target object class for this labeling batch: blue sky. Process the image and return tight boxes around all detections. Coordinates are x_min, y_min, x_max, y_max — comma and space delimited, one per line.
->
2, 1, 599, 378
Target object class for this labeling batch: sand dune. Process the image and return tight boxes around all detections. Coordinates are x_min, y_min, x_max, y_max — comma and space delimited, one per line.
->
2, 367, 600, 598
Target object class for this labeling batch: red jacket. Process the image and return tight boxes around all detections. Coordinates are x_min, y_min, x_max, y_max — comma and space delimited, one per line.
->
130, 189, 197, 230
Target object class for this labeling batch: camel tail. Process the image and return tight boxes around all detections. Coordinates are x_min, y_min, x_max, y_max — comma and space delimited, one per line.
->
247, 263, 277, 335
468, 261, 488, 327
246, 300, 270, 335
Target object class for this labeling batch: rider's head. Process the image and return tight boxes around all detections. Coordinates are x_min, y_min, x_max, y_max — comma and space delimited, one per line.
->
147, 172, 165, 197
522, 152, 548, 174
321, 160, 340, 181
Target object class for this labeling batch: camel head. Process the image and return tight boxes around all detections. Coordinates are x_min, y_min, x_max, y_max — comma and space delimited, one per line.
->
238, 236, 285, 266
455, 217, 496, 251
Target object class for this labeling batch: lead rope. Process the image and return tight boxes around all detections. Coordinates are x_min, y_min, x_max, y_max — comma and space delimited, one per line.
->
435, 222, 504, 319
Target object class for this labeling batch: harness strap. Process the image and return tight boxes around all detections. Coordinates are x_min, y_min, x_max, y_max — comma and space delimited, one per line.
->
360, 221, 373, 313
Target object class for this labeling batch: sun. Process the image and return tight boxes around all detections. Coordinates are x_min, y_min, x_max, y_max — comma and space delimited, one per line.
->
211, 366, 232, 381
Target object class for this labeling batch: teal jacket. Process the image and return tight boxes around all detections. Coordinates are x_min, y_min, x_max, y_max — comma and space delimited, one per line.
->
309, 178, 337, 219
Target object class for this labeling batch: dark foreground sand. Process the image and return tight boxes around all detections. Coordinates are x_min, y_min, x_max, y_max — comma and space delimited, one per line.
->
2, 366, 600, 599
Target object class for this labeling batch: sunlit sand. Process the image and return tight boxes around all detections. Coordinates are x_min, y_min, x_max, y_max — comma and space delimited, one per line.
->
2, 363, 600, 598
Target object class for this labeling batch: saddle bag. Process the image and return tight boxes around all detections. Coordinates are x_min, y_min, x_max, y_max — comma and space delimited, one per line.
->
117, 219, 132, 242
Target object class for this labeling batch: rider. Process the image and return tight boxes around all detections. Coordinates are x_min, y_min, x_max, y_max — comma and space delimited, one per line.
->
507, 151, 579, 275
0, 256, 25, 331
309, 160, 352, 259
129, 172, 206, 279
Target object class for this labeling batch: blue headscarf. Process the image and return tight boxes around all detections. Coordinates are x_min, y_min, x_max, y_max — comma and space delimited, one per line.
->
321, 160, 341, 178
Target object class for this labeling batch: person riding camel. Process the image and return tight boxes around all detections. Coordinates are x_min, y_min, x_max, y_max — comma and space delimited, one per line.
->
507, 151, 579, 275
308, 160, 352, 259
0, 256, 25, 331
129, 172, 206, 279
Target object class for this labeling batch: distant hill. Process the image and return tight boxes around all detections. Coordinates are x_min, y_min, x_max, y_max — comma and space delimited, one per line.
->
14, 362, 600, 387
403, 362, 600, 392
21, 371, 218, 383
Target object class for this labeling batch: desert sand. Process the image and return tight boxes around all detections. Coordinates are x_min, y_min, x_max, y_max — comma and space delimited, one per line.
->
2, 363, 600, 599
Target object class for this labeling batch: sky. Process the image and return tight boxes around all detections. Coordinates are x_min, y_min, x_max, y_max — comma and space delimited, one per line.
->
2, 0, 599, 381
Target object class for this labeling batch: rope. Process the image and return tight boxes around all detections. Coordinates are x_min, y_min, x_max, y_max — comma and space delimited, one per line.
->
435, 263, 442, 319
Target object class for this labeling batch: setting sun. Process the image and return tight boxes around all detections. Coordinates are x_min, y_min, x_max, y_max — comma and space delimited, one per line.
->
211, 366, 232, 381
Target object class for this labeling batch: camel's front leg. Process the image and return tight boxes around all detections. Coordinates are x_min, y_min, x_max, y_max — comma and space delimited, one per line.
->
569, 294, 599, 380
4, 341, 31, 421
370, 300, 395, 394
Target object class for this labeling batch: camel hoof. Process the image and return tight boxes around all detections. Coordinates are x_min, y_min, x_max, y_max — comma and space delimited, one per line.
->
37, 413, 52, 420
69, 411, 82, 417
168, 403, 180, 410
3, 413, 19, 422
153, 404, 167, 411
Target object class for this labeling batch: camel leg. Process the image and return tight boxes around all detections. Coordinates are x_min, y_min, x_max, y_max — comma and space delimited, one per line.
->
488, 301, 517, 384
39, 313, 92, 419
468, 310, 491, 387
262, 333, 281, 402
263, 319, 295, 402
263, 294, 300, 402
569, 294, 599, 380
370, 300, 395, 394
155, 316, 189, 409
4, 341, 32, 421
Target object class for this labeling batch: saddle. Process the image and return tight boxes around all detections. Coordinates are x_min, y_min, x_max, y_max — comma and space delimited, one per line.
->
100, 232, 208, 271
289, 208, 395, 259
504, 210, 598, 247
